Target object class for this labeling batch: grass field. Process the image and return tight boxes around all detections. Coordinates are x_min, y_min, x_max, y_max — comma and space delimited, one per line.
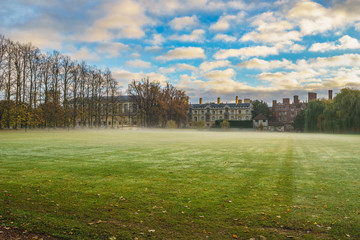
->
0, 129, 359, 239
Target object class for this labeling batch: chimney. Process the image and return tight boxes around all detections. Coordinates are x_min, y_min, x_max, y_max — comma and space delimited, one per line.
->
217, 97, 220, 104
283, 98, 290, 104
239, 99, 242, 103
235, 96, 239, 105
187, 96, 190, 104
294, 95, 299, 104
308, 92, 317, 101
244, 98, 250, 103
328, 90, 333, 100
199, 98, 203, 105
273, 100, 277, 106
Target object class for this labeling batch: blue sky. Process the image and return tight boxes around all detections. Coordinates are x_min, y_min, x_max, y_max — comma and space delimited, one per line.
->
1, 0, 360, 104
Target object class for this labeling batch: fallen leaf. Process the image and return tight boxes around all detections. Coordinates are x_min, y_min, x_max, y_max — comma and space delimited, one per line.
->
233, 234, 238, 238
148, 229, 155, 233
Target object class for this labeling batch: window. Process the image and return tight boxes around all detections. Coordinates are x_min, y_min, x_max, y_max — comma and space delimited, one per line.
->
246, 110, 249, 114
231, 110, 234, 114
238, 116, 242, 120
194, 117, 198, 122
246, 116, 249, 120
231, 116, 234, 120
219, 116, 223, 120
213, 110, 215, 114
201, 116, 205, 121
201, 111, 204, 114
195, 111, 197, 114
220, 110, 223, 114
212, 116, 215, 121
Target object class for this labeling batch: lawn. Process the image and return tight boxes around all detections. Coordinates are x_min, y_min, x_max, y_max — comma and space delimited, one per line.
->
0, 129, 359, 239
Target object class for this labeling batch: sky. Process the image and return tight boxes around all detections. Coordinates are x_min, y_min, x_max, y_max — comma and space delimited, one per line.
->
1, 0, 360, 104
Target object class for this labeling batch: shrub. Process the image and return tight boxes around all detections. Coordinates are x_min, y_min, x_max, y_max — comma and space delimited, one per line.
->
165, 120, 177, 129
220, 120, 230, 129
196, 121, 205, 129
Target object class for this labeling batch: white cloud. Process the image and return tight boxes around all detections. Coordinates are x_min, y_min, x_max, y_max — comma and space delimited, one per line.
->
156, 47, 206, 61
289, 43, 306, 52
213, 34, 237, 42
140, 0, 253, 16
356, 22, 360, 31
67, 47, 100, 61
210, 12, 245, 31
200, 60, 231, 72
241, 30, 301, 44
205, 68, 236, 80
239, 54, 360, 71
112, 68, 168, 86
159, 67, 176, 74
96, 42, 128, 58
288, 1, 347, 35
126, 59, 152, 68
241, 12, 301, 46
75, 0, 152, 42
169, 29, 205, 42
169, 15, 199, 30
309, 35, 360, 52
175, 63, 197, 71
214, 46, 278, 59
144, 46, 163, 51
239, 58, 295, 70
2, 28, 63, 50
147, 33, 165, 46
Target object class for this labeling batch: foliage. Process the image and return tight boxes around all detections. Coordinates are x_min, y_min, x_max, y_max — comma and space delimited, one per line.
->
195, 120, 205, 129
220, 119, 230, 129
304, 88, 360, 132
252, 100, 270, 119
0, 34, 119, 129
305, 99, 327, 132
128, 78, 188, 127
293, 109, 305, 131
165, 120, 177, 129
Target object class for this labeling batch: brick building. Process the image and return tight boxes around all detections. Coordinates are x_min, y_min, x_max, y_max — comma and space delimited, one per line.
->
270, 91, 333, 125
270, 95, 307, 124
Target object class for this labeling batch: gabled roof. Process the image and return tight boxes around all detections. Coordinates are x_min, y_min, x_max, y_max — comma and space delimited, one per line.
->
253, 113, 268, 120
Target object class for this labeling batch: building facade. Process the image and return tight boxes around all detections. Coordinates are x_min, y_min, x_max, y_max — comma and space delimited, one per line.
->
187, 97, 252, 127
101, 96, 139, 127
271, 95, 307, 124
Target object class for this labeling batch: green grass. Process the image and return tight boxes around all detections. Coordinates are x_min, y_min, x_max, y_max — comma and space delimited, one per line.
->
0, 129, 359, 239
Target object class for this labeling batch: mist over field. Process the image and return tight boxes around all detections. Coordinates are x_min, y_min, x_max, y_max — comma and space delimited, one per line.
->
0, 130, 359, 239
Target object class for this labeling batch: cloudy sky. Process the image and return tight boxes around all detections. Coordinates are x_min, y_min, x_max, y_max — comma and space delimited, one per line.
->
1, 0, 360, 103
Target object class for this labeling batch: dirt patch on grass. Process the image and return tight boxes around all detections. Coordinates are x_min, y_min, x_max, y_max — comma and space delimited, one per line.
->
0, 226, 60, 240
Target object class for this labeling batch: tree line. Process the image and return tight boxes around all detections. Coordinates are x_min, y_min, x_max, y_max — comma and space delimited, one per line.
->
128, 78, 189, 127
0, 34, 121, 129
0, 35, 189, 129
294, 88, 360, 132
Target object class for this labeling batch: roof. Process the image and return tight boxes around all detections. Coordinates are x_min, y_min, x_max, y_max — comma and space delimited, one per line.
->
253, 113, 268, 120
190, 103, 251, 109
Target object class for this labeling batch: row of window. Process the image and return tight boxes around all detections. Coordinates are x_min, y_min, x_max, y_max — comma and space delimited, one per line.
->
278, 112, 295, 117
194, 110, 249, 114
276, 106, 296, 111
194, 116, 250, 121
